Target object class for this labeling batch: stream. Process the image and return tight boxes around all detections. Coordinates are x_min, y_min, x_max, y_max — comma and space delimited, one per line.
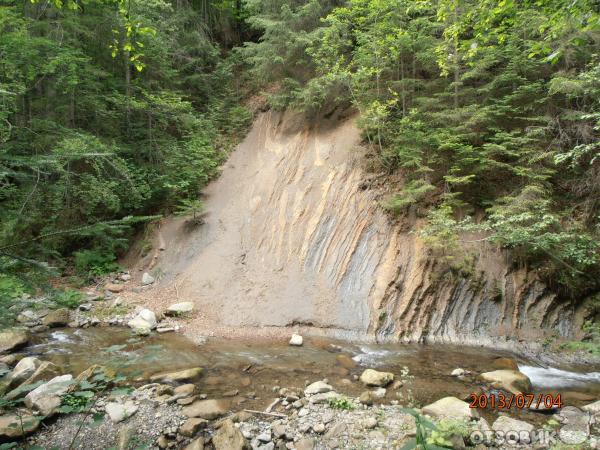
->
26, 328, 600, 420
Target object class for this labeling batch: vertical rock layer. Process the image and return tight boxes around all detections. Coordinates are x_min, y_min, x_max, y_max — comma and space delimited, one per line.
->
147, 111, 587, 345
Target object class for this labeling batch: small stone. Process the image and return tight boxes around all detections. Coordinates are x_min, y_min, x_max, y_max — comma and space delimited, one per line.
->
166, 302, 194, 316
78, 303, 92, 311
313, 423, 325, 434
491, 416, 534, 444
257, 430, 272, 442
150, 367, 203, 384
174, 384, 196, 396
179, 418, 208, 437
106, 401, 139, 423
212, 419, 247, 450
451, 368, 465, 376
182, 399, 229, 419
142, 272, 155, 285
304, 381, 333, 395
359, 391, 375, 405
120, 273, 131, 281
42, 308, 70, 327
184, 438, 205, 450
363, 417, 378, 429
106, 283, 125, 293
372, 387, 386, 398
289, 334, 303, 346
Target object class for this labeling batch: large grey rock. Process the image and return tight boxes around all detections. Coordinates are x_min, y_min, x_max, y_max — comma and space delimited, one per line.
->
0, 329, 29, 354
127, 308, 157, 331
0, 414, 40, 438
182, 399, 229, 419
42, 308, 71, 328
422, 396, 475, 420
106, 401, 139, 423
166, 302, 194, 316
304, 381, 333, 395
212, 419, 248, 450
5, 361, 61, 400
359, 369, 394, 387
6, 356, 41, 388
479, 370, 531, 394
25, 374, 73, 416
491, 415, 534, 444
557, 406, 591, 445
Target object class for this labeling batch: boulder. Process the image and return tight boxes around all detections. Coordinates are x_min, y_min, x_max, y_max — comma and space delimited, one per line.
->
289, 334, 303, 346
422, 397, 475, 420
25, 374, 73, 416
182, 399, 229, 419
166, 302, 194, 316
5, 361, 61, 400
0, 414, 40, 438
42, 308, 71, 328
180, 417, 208, 437
359, 369, 394, 387
127, 308, 157, 331
212, 418, 248, 450
6, 356, 41, 388
491, 416, 534, 444
150, 367, 203, 384
0, 329, 29, 354
174, 384, 197, 396
106, 401, 139, 423
479, 370, 531, 394
304, 381, 333, 395
142, 272, 155, 285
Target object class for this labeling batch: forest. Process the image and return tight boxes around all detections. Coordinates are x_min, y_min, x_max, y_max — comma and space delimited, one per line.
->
1, 0, 599, 305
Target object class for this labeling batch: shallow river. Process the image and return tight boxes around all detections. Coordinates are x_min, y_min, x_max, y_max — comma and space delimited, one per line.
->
26, 328, 599, 421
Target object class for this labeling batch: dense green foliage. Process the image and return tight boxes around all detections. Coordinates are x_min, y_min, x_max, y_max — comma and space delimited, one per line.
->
0, 0, 251, 283
241, 0, 600, 297
1, 0, 598, 303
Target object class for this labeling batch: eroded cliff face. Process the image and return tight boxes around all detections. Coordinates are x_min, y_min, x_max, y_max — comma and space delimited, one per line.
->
139, 111, 588, 346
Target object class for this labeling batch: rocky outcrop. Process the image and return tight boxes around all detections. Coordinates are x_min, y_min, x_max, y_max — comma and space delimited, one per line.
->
138, 111, 587, 347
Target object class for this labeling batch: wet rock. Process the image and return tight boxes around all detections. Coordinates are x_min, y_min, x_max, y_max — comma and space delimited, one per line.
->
142, 272, 155, 285
75, 365, 116, 384
150, 367, 203, 384
336, 354, 357, 370
304, 381, 333, 395
166, 302, 194, 316
479, 370, 532, 394
25, 374, 73, 416
451, 368, 465, 376
359, 369, 394, 387
212, 418, 248, 450
179, 418, 208, 437
106, 283, 125, 293
491, 416, 534, 444
422, 397, 475, 420
0, 329, 29, 354
492, 357, 519, 370
128, 308, 157, 332
185, 438, 205, 450
182, 399, 229, 419
42, 308, 71, 328
0, 414, 40, 438
289, 334, 303, 346
106, 400, 139, 423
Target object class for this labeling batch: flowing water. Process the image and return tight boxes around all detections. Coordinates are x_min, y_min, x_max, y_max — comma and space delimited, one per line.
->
25, 327, 599, 423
